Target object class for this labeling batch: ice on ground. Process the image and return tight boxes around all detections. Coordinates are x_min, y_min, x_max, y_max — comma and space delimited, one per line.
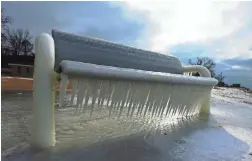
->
1, 87, 252, 161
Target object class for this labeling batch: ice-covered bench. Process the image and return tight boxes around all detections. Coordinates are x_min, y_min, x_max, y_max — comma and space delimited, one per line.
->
32, 30, 218, 148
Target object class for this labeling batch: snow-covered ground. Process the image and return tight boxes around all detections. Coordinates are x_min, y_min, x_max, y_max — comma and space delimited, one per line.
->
212, 87, 252, 106
211, 87, 252, 160
1, 87, 252, 161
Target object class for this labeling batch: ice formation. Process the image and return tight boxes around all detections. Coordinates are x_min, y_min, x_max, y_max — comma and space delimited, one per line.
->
59, 74, 212, 118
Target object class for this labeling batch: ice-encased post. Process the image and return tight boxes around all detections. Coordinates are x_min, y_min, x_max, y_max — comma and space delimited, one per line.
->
182, 65, 212, 115
199, 91, 211, 115
32, 33, 56, 148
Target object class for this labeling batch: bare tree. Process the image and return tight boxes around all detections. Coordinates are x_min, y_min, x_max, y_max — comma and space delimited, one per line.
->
22, 40, 34, 55
5, 28, 34, 56
1, 8, 12, 44
188, 57, 216, 77
1, 8, 12, 29
215, 72, 225, 83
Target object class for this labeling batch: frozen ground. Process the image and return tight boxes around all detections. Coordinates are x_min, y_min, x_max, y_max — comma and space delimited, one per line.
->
1, 87, 252, 161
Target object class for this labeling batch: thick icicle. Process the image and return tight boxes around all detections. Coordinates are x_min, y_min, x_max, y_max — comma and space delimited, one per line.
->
118, 81, 130, 118
90, 80, 100, 115
76, 79, 86, 109
109, 81, 118, 116
82, 79, 91, 114
106, 80, 114, 108
70, 79, 78, 107
99, 80, 109, 109
126, 82, 137, 117
97, 80, 106, 109
136, 83, 149, 116
59, 74, 68, 108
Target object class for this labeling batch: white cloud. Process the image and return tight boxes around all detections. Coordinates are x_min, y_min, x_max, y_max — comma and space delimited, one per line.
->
231, 65, 250, 70
203, 30, 252, 60
117, 1, 252, 59
231, 65, 242, 69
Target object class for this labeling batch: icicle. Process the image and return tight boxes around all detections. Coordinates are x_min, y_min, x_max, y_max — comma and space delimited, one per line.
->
97, 80, 106, 109
153, 84, 165, 117
118, 81, 131, 118
99, 80, 109, 109
112, 81, 123, 115
114, 81, 128, 116
172, 85, 183, 117
192, 86, 203, 114
59, 74, 68, 108
159, 91, 171, 117
58, 70, 213, 121
150, 84, 161, 117
76, 79, 87, 110
143, 84, 153, 116
106, 80, 114, 108
165, 85, 176, 117
177, 85, 188, 117
125, 82, 134, 108
183, 86, 194, 117
90, 79, 100, 115
136, 83, 149, 116
70, 79, 78, 107
82, 79, 91, 114
127, 82, 138, 117
109, 81, 118, 116
130, 82, 141, 118
157, 84, 170, 117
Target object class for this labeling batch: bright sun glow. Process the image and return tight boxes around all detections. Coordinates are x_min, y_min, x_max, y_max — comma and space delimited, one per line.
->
114, 1, 252, 60
122, 1, 242, 52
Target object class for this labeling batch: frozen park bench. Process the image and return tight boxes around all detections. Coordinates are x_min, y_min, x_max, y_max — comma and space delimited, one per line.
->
32, 30, 218, 148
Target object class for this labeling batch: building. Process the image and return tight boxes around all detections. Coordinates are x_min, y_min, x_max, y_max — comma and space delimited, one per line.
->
2, 63, 34, 78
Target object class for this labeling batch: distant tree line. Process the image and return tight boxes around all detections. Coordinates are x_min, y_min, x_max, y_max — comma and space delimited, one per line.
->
188, 57, 225, 84
1, 8, 35, 68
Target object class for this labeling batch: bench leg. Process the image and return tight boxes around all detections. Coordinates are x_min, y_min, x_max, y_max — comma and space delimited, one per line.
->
199, 92, 211, 115
32, 33, 56, 149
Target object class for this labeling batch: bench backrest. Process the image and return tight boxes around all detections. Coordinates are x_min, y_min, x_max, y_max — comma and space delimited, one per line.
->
52, 30, 183, 74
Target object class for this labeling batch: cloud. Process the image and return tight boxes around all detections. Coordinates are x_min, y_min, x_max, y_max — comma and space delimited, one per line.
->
170, 27, 252, 60
2, 1, 143, 45
224, 58, 252, 69
205, 27, 252, 59
231, 65, 243, 69
119, 1, 252, 59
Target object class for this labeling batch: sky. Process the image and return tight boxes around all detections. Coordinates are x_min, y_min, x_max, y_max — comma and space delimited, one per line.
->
2, 1, 252, 88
